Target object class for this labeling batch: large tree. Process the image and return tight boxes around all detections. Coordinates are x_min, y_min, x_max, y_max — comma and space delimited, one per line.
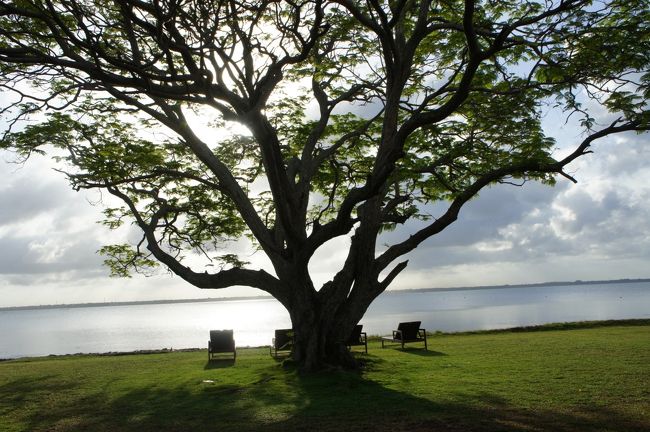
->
0, 0, 648, 370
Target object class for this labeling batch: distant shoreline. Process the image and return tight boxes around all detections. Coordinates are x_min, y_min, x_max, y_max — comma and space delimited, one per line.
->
1, 277, 649, 312
391, 277, 650, 294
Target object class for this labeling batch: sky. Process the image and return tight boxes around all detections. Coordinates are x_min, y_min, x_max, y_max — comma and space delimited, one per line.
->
1, 3, 649, 309
1, 95, 650, 307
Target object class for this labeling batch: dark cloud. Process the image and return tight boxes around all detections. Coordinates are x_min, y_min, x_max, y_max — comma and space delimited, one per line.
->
0, 226, 106, 276
0, 154, 110, 279
383, 166, 650, 274
378, 180, 566, 258
0, 173, 69, 225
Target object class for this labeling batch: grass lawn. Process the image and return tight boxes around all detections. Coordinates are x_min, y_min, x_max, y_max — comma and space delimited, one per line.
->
1, 320, 648, 431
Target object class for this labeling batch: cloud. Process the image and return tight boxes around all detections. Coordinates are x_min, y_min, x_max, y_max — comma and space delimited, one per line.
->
0, 151, 271, 306
0, 177, 65, 225
381, 131, 650, 289
0, 154, 112, 278
1, 121, 649, 306
0, 233, 105, 276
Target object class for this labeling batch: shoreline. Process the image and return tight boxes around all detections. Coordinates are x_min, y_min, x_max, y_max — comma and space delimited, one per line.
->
2, 318, 648, 362
2, 277, 649, 312
390, 277, 650, 294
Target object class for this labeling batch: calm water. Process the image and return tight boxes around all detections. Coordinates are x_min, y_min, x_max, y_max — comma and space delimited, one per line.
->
1, 282, 649, 359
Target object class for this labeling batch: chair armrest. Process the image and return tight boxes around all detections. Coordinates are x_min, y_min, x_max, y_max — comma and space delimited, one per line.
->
393, 330, 402, 339
279, 341, 292, 350
360, 332, 367, 339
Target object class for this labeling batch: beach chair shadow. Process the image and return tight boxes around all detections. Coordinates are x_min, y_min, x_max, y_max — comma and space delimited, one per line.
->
204, 358, 236, 369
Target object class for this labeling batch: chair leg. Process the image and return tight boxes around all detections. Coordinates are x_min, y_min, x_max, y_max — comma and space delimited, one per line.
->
424, 335, 428, 351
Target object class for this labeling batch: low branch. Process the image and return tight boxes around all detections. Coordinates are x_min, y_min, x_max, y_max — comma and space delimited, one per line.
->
106, 185, 286, 299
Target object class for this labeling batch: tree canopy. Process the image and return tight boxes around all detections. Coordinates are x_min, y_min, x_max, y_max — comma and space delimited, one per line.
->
1, 0, 649, 370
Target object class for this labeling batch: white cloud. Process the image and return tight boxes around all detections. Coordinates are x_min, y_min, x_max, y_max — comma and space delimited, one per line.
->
372, 127, 650, 292
1, 121, 649, 307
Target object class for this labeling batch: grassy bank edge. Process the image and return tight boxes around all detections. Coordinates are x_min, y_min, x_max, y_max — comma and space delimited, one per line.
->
2, 318, 648, 363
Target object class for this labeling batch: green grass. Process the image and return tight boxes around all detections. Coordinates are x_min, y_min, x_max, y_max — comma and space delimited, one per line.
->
1, 320, 649, 431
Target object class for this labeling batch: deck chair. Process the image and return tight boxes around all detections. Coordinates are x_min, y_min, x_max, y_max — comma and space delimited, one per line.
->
381, 321, 427, 350
208, 329, 236, 360
270, 328, 293, 358
346, 324, 368, 354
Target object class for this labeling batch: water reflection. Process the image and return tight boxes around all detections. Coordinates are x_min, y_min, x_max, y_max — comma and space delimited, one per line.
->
1, 282, 648, 358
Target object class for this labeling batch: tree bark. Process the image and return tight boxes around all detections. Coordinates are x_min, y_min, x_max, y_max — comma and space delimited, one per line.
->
287, 291, 360, 372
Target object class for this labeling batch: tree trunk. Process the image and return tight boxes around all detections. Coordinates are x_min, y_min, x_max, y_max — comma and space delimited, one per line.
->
287, 296, 360, 372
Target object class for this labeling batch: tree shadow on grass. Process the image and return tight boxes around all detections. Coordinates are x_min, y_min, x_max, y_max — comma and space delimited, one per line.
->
2, 361, 648, 432
203, 358, 235, 370
395, 348, 447, 357
0, 375, 111, 432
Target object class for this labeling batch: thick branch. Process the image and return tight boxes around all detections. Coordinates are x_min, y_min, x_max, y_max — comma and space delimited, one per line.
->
375, 119, 649, 272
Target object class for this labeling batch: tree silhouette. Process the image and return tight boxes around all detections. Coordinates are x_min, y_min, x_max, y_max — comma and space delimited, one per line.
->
1, 0, 648, 370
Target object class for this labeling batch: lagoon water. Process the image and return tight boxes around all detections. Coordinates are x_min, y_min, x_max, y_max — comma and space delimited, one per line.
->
1, 281, 649, 359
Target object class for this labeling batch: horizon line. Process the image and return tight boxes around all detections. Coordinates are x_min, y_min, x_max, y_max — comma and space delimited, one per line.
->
2, 277, 649, 312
